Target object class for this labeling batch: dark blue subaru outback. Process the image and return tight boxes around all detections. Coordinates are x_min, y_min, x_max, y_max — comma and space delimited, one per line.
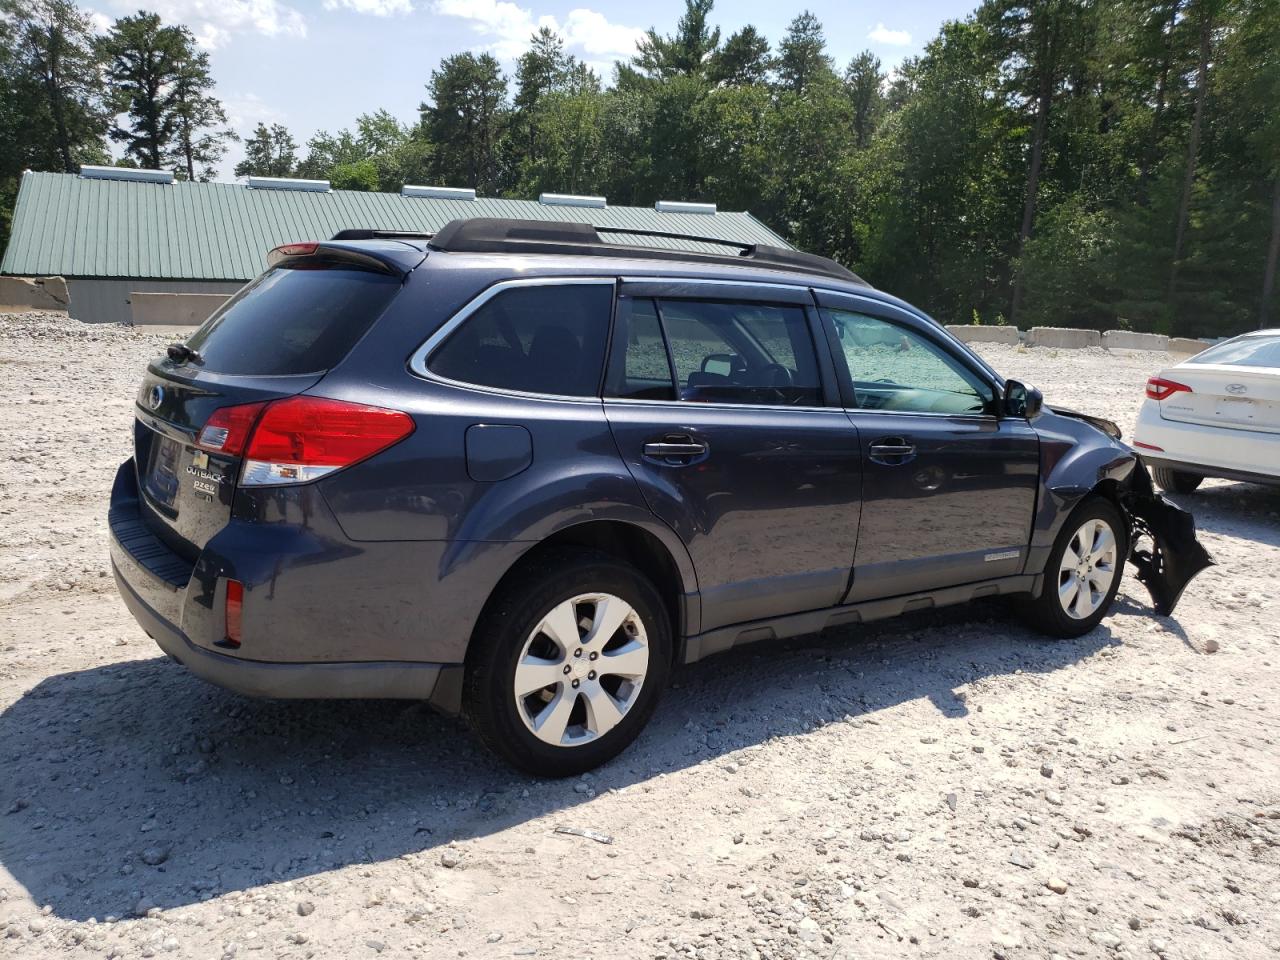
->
109, 218, 1211, 776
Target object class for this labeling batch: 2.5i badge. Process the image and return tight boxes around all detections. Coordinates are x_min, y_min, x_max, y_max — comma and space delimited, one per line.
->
186, 452, 225, 500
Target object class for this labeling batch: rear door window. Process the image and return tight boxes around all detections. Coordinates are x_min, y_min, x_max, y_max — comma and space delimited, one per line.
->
607, 298, 823, 407
428, 283, 613, 397
186, 265, 400, 376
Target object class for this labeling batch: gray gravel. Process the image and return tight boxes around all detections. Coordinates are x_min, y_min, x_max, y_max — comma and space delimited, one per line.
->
1, 312, 1278, 959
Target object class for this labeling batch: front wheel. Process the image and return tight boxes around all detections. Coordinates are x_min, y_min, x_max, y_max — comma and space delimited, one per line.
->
1151, 466, 1203, 494
1018, 498, 1128, 638
464, 549, 672, 777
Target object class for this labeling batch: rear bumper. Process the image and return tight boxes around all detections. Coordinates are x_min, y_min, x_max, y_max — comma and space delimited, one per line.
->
1134, 402, 1280, 484
1141, 455, 1280, 488
108, 460, 464, 709
112, 560, 456, 702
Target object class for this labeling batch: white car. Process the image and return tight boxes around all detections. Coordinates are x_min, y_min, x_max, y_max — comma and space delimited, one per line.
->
1133, 329, 1280, 493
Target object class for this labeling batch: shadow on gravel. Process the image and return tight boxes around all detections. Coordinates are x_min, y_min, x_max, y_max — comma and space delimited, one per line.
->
1, 603, 1117, 920
1170, 480, 1280, 549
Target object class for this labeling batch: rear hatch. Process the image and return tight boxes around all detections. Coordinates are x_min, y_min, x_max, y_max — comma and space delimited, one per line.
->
1154, 335, 1280, 434
134, 242, 415, 560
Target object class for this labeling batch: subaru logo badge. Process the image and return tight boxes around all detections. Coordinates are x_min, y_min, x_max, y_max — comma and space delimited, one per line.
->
148, 384, 165, 411
1225, 383, 1247, 395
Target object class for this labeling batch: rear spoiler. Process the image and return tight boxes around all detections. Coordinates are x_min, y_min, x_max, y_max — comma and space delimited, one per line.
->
266, 239, 426, 276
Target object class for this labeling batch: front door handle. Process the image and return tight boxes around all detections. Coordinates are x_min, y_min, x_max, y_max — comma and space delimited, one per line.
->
643, 435, 708, 464
868, 437, 916, 465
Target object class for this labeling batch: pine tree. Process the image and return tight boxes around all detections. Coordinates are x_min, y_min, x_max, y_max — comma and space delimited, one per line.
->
234, 123, 298, 178
708, 26, 771, 86
631, 0, 721, 79
844, 52, 885, 148
168, 39, 234, 181
100, 12, 186, 170
422, 53, 508, 192
775, 11, 835, 93
2, 0, 108, 174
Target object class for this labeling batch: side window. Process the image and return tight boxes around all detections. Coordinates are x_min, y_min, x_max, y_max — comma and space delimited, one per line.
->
605, 298, 675, 400
428, 283, 612, 397
825, 309, 994, 414
659, 300, 823, 406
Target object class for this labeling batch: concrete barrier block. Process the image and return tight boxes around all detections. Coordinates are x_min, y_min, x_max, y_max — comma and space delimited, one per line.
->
945, 324, 1021, 345
130, 292, 230, 326
1102, 330, 1169, 351
1168, 337, 1210, 355
0, 276, 70, 311
1026, 327, 1102, 349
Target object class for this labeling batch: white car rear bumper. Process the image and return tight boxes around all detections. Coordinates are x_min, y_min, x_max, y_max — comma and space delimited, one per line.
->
1133, 399, 1280, 484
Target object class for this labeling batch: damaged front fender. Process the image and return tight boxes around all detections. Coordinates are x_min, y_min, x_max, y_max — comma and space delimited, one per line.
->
1121, 457, 1215, 616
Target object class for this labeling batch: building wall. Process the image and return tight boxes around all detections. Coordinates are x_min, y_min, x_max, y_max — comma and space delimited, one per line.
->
68, 278, 246, 325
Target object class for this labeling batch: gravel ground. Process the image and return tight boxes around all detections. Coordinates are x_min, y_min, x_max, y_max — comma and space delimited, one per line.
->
1, 311, 1277, 960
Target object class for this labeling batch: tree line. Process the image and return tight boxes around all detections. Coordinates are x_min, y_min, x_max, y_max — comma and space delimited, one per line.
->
1, 0, 1277, 335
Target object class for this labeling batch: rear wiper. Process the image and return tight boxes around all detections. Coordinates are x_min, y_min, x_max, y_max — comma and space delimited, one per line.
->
166, 343, 203, 365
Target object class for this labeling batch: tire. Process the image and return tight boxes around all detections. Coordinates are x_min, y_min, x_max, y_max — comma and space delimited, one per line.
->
1018, 497, 1128, 639
1151, 466, 1203, 494
463, 548, 672, 777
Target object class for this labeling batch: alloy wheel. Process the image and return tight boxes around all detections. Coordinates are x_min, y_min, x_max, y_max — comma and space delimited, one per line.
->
1057, 517, 1119, 620
513, 593, 650, 747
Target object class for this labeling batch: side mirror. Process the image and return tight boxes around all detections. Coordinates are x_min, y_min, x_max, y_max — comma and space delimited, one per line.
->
1003, 379, 1044, 420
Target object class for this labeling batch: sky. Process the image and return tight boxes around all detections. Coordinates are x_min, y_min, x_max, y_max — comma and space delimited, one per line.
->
83, 0, 971, 182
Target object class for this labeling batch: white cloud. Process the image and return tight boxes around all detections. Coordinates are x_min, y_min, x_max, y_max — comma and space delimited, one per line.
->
433, 1, 642, 63
99, 0, 307, 49
224, 92, 286, 135
867, 22, 911, 46
84, 8, 114, 33
560, 9, 644, 57
323, 0, 413, 16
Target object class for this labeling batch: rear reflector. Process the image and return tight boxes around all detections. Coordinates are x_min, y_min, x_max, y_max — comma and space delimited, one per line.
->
225, 579, 244, 647
1133, 440, 1164, 452
1146, 377, 1192, 401
197, 402, 267, 456
241, 395, 415, 486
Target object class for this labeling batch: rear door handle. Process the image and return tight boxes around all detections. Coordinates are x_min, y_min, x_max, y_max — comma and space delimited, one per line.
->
643, 435, 708, 463
868, 437, 916, 464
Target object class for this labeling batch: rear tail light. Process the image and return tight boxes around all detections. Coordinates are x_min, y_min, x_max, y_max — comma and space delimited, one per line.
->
1132, 440, 1164, 452
241, 396, 414, 486
224, 579, 244, 647
197, 402, 267, 455
196, 396, 414, 486
1145, 377, 1192, 401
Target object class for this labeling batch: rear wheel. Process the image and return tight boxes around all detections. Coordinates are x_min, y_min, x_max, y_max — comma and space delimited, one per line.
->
1018, 497, 1128, 638
464, 549, 672, 777
1151, 466, 1203, 494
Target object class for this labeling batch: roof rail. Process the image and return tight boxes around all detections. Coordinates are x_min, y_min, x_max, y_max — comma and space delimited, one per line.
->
426, 218, 864, 284
330, 229, 435, 241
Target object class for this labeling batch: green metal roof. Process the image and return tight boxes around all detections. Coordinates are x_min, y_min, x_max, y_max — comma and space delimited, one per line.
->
0, 171, 791, 281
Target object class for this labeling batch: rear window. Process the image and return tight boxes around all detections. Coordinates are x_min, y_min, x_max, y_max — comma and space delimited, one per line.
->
184, 265, 400, 375
1187, 335, 1280, 368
